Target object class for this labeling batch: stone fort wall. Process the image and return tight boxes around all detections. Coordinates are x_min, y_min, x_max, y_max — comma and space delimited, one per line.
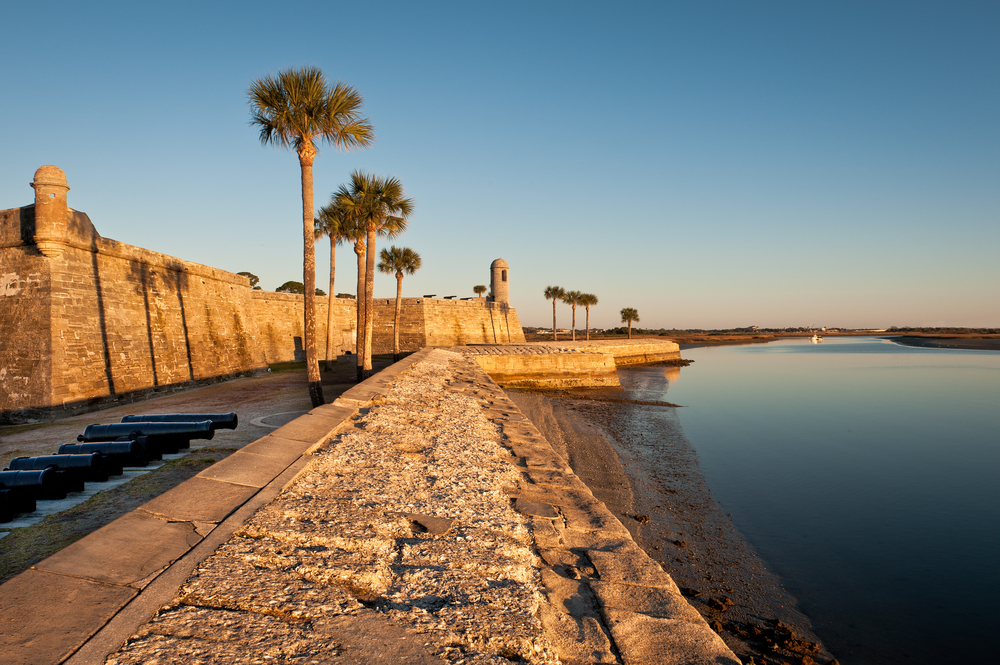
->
0, 167, 524, 423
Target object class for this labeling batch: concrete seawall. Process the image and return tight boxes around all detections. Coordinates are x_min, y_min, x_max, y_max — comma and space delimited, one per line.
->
529, 339, 682, 365
468, 348, 620, 388
0, 347, 736, 664
458, 339, 682, 389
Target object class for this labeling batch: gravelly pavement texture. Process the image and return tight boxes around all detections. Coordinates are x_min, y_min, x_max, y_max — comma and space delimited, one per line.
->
100, 350, 739, 665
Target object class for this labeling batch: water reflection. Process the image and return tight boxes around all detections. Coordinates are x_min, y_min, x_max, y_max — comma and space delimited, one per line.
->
617, 337, 1000, 665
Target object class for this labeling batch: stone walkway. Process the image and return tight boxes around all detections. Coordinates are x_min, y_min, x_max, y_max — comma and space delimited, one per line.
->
2, 348, 738, 664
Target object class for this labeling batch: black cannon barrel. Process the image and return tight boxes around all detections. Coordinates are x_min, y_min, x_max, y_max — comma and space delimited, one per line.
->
10, 453, 108, 484
0, 489, 15, 522
57, 440, 148, 473
0, 468, 65, 502
121, 412, 238, 430
78, 421, 214, 444
116, 435, 157, 461
8, 458, 85, 493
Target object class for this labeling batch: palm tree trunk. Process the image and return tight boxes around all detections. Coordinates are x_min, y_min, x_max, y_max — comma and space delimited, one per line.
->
628, 321, 632, 339
363, 224, 376, 378
354, 240, 366, 383
552, 300, 558, 341
324, 236, 336, 372
571, 305, 577, 341
298, 151, 324, 407
393, 272, 402, 362
585, 307, 590, 341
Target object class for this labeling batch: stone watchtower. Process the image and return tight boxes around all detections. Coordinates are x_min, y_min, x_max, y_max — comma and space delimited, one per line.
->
490, 258, 509, 304
30, 165, 70, 258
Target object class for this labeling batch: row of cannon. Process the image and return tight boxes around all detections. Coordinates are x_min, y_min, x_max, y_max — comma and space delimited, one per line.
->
0, 412, 238, 522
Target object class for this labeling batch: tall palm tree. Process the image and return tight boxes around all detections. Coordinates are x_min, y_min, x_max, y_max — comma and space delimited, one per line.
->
580, 293, 598, 340
315, 199, 355, 371
562, 290, 582, 341
329, 187, 369, 381
620, 307, 640, 339
473, 285, 487, 299
544, 286, 565, 341
335, 171, 413, 380
248, 66, 373, 406
378, 246, 422, 362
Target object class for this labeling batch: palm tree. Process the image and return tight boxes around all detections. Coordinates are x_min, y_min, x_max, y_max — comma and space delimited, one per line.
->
315, 199, 354, 371
579, 293, 598, 340
248, 67, 373, 406
334, 171, 413, 380
620, 307, 640, 339
378, 246, 422, 362
544, 286, 565, 341
473, 285, 487, 299
562, 290, 582, 341
329, 188, 368, 381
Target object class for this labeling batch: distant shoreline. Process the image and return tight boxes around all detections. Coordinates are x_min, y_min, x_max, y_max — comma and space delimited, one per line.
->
890, 336, 1000, 351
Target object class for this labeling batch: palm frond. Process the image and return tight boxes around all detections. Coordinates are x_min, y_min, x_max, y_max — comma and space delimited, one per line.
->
378, 246, 422, 276
544, 285, 566, 300
247, 68, 374, 156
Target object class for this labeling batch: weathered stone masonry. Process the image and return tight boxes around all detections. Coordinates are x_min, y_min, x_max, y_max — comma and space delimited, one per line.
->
0, 167, 524, 423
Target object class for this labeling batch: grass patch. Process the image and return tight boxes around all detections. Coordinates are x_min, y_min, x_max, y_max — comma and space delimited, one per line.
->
0, 449, 235, 584
0, 421, 63, 436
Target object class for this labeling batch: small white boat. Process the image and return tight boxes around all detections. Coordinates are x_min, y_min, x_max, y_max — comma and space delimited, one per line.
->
811, 334, 824, 343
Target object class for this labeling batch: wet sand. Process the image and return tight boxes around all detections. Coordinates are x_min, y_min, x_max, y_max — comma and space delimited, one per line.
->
507, 389, 836, 665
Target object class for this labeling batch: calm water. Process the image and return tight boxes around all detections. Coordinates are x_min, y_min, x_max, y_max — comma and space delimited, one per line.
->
619, 337, 1000, 664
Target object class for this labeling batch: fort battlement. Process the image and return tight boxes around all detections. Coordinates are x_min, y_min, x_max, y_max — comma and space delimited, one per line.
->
0, 166, 523, 423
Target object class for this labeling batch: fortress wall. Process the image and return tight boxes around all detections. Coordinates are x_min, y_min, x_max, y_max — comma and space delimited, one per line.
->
46, 237, 268, 411
2, 198, 275, 421
421, 299, 526, 347
0, 207, 53, 418
370, 299, 426, 355
252, 296, 526, 360
250, 292, 358, 364
2, 168, 527, 421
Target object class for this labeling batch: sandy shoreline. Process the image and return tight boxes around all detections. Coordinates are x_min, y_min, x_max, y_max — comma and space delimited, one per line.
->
889, 336, 1000, 351
506, 389, 836, 665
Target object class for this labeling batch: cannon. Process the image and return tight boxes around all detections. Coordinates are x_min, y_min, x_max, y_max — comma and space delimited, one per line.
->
0, 468, 65, 503
121, 412, 238, 430
78, 421, 213, 455
0, 489, 14, 522
57, 439, 149, 474
9, 453, 108, 487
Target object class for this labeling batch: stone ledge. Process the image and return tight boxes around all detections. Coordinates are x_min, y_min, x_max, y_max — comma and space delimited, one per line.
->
0, 358, 402, 664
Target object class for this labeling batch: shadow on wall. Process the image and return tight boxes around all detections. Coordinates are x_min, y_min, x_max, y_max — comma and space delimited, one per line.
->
168, 260, 196, 383
90, 235, 116, 395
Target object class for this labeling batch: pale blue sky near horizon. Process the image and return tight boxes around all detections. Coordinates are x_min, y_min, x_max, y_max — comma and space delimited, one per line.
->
2, 1, 997, 329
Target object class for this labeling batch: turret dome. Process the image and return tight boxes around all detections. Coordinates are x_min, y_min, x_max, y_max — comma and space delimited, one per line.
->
32, 165, 67, 187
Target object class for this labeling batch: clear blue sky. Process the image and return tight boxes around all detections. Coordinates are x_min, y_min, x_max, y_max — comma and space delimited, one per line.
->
2, 1, 997, 329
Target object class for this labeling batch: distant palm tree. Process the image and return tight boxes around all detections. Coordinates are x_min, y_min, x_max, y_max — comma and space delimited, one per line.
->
378, 246, 422, 362
248, 66, 373, 406
562, 290, 582, 341
473, 285, 487, 299
315, 199, 354, 371
335, 171, 413, 380
579, 293, 598, 340
544, 286, 566, 341
620, 307, 640, 339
